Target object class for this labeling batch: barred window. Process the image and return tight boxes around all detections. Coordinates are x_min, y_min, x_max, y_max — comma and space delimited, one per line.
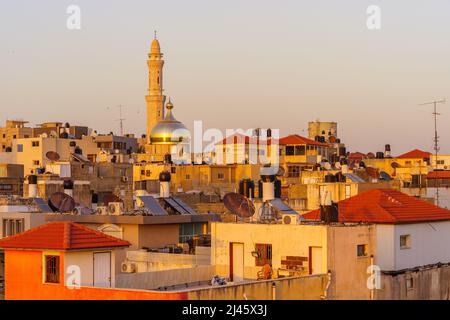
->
45, 255, 60, 284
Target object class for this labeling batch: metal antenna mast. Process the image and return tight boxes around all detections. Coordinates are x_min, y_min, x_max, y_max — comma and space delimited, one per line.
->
419, 99, 446, 206
116, 105, 125, 136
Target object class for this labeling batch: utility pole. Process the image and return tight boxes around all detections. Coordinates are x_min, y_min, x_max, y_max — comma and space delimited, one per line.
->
419, 99, 446, 206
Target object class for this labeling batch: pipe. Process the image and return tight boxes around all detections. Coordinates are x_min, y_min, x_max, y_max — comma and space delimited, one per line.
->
272, 282, 276, 300
322, 270, 332, 300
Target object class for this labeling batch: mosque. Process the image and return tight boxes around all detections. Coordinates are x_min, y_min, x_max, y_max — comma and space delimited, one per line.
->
144, 35, 190, 162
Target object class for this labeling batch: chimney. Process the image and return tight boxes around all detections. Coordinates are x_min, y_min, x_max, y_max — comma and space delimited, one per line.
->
63, 179, 74, 197
28, 175, 38, 198
159, 171, 171, 198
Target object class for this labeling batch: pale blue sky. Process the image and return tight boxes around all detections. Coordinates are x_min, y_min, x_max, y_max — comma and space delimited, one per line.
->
1, 0, 450, 154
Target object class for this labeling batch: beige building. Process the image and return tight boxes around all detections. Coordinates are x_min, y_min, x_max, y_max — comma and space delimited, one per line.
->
0, 120, 32, 152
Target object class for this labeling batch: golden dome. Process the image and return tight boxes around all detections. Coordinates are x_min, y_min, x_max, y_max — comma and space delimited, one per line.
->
150, 100, 190, 145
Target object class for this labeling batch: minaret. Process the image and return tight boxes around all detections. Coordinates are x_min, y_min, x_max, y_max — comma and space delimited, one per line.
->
146, 32, 166, 143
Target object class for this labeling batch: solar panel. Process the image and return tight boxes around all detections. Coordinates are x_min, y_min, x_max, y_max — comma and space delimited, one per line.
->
138, 196, 168, 216
164, 197, 190, 215
172, 197, 198, 215
344, 173, 365, 183
269, 199, 304, 220
34, 198, 53, 212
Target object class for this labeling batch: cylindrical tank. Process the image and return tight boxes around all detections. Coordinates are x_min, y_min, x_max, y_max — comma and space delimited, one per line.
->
335, 172, 346, 183
262, 182, 275, 202
159, 171, 171, 198
385, 144, 391, 157
28, 175, 38, 198
274, 179, 282, 198
325, 174, 337, 183
376, 152, 384, 159
164, 154, 172, 164
91, 193, 98, 210
63, 179, 74, 197
239, 179, 255, 199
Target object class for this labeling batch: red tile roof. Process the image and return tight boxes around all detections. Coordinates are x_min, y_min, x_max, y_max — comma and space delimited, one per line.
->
302, 189, 450, 224
397, 149, 431, 159
427, 171, 450, 179
279, 134, 328, 147
0, 222, 130, 251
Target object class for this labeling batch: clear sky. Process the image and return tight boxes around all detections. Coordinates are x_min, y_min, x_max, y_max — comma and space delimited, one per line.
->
1, 0, 450, 155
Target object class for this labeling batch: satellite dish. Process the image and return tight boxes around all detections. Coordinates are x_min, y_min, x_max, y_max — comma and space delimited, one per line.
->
391, 162, 401, 169
46, 151, 61, 162
276, 166, 286, 177
223, 193, 255, 218
48, 192, 76, 213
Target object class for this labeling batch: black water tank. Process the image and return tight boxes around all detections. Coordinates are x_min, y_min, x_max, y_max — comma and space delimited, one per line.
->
164, 154, 172, 164
91, 193, 99, 204
376, 152, 384, 159
239, 179, 255, 198
274, 179, 282, 198
335, 172, 346, 182
5, 147, 12, 152
260, 174, 276, 183
69, 141, 77, 147
159, 171, 171, 182
63, 180, 74, 190
325, 174, 337, 183
60, 132, 69, 139
267, 128, 272, 138
28, 175, 38, 184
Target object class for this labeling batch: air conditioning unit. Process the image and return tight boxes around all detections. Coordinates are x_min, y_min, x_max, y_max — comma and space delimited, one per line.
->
121, 176, 129, 182
108, 202, 124, 215
96, 206, 108, 215
282, 213, 300, 225
121, 262, 136, 273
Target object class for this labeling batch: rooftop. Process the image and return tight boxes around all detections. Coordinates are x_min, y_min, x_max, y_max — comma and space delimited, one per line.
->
303, 189, 450, 224
0, 221, 130, 251
397, 149, 432, 159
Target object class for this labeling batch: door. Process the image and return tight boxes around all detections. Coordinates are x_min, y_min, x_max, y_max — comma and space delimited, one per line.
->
309, 247, 323, 275
230, 243, 244, 282
94, 252, 111, 288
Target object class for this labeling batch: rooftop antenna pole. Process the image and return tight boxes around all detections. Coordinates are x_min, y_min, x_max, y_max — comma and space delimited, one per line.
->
419, 99, 446, 206
116, 105, 126, 136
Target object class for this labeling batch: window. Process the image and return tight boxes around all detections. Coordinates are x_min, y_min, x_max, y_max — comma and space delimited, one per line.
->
255, 244, 272, 266
33, 160, 40, 166
357, 244, 368, 257
146, 170, 151, 177
2, 145, 4, 149
2, 218, 24, 237
45, 255, 60, 284
13, 135, 16, 139
286, 146, 295, 156
405, 161, 411, 165
2, 134, 5, 138
437, 160, 445, 165
171, 167, 176, 174
179, 223, 207, 243
217, 173, 225, 180
31, 141, 39, 147
287, 166, 300, 178
406, 277, 414, 290
185, 174, 191, 180
400, 235, 411, 249
140, 170, 145, 175
295, 145, 305, 155
17, 144, 23, 152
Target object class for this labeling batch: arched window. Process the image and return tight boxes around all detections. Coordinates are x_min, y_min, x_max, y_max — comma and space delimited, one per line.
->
98, 224, 123, 239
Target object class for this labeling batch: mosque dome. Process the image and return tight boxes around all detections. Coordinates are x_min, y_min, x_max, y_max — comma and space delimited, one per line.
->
149, 100, 190, 145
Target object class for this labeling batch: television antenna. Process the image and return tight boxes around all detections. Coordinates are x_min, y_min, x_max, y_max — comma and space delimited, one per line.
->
419, 99, 446, 206
107, 105, 126, 136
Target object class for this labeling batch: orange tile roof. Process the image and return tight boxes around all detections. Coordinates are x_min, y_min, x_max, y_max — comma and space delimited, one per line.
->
427, 171, 450, 179
0, 222, 130, 251
302, 189, 450, 224
279, 134, 328, 147
397, 149, 432, 159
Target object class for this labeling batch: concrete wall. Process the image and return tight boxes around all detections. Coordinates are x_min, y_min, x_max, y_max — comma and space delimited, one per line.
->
377, 264, 450, 300
211, 222, 327, 280
375, 222, 450, 271
116, 265, 215, 290
185, 274, 327, 300
0, 212, 47, 238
